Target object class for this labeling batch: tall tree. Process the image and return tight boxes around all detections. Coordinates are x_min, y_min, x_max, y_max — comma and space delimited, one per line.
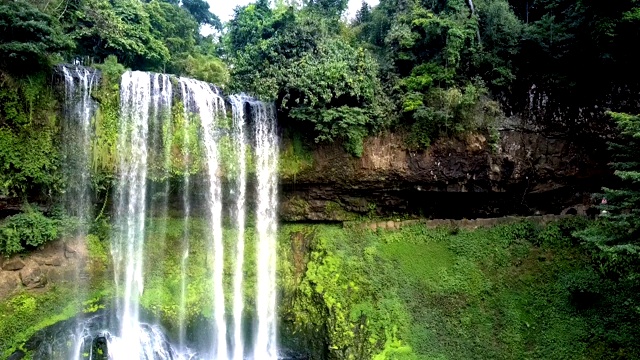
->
577, 112, 640, 276
226, 3, 389, 155
182, 0, 222, 29
0, 1, 70, 72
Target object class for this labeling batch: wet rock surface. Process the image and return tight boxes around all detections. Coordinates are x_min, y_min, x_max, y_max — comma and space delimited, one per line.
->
0, 273, 20, 299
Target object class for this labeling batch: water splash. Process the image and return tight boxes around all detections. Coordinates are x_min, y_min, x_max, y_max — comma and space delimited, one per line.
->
108, 324, 195, 360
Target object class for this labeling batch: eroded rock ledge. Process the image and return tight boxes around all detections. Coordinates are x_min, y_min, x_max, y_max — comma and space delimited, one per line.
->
279, 129, 608, 221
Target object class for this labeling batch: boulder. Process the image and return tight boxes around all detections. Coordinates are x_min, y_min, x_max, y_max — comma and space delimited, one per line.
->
64, 238, 88, 259
19, 261, 47, 289
2, 257, 25, 271
0, 272, 21, 299
33, 255, 64, 266
46, 265, 79, 283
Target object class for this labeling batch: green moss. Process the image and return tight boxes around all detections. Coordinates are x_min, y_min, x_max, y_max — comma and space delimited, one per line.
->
282, 196, 311, 221
324, 201, 358, 221
86, 233, 109, 279
284, 221, 598, 359
279, 134, 313, 179
139, 218, 261, 327
0, 287, 83, 357
91, 57, 124, 175
159, 101, 203, 178
380, 241, 454, 286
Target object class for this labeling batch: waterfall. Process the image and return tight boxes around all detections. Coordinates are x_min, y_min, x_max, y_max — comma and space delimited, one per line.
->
252, 101, 279, 360
229, 95, 248, 360
56, 67, 281, 360
179, 78, 228, 359
148, 73, 173, 328
60, 64, 99, 360
111, 71, 152, 358
178, 80, 192, 350
60, 65, 98, 222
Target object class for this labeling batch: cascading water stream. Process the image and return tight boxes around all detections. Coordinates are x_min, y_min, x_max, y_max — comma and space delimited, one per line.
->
178, 80, 192, 350
60, 64, 99, 360
229, 95, 248, 360
252, 101, 279, 360
148, 73, 173, 304
61, 65, 98, 221
111, 71, 152, 358
179, 77, 228, 359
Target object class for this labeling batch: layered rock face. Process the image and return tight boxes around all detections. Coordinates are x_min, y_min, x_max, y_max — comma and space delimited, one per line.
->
280, 126, 609, 221
0, 238, 88, 299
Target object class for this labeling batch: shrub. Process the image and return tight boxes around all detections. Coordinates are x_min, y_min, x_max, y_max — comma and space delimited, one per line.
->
0, 208, 60, 256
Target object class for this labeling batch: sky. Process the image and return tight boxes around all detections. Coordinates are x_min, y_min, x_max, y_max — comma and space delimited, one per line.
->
207, 0, 380, 24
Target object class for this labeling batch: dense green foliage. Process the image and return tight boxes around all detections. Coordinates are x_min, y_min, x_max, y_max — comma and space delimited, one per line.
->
578, 112, 640, 276
221, 0, 640, 152
0, 1, 69, 72
0, 208, 60, 256
0, 72, 61, 198
3, 218, 640, 358
1, 0, 640, 357
0, 0, 227, 79
1, 0, 638, 160
226, 1, 389, 154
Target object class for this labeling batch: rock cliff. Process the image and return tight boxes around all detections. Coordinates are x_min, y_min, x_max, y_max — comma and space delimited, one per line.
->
279, 126, 609, 221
